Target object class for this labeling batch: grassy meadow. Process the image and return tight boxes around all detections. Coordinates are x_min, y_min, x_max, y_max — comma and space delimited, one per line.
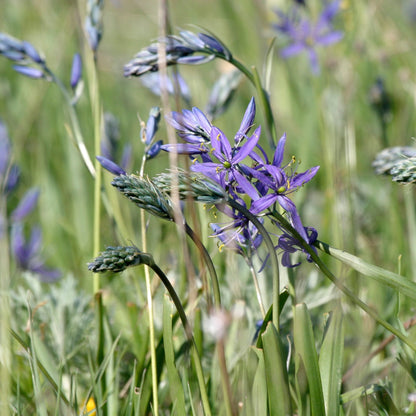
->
2, 0, 416, 415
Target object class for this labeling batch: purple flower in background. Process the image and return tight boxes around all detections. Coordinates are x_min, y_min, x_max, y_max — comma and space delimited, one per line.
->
85, 0, 104, 52
11, 187, 40, 222
142, 107, 161, 145
0, 120, 11, 178
5, 165, 20, 194
12, 65, 44, 79
278, 226, 318, 267
96, 156, 126, 176
70, 53, 82, 89
161, 107, 213, 156
273, 0, 343, 74
140, 71, 191, 104
11, 223, 61, 282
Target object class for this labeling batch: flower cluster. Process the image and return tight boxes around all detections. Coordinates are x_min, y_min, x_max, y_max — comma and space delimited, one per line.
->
161, 98, 319, 266
0, 120, 60, 281
273, 0, 343, 74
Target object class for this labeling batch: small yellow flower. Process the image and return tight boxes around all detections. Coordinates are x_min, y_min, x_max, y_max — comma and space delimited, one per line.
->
83, 397, 96, 416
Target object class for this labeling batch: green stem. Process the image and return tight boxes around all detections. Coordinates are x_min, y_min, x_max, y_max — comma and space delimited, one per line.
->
270, 209, 416, 351
147, 263, 212, 416
247, 259, 266, 319
227, 57, 277, 147
227, 199, 280, 329
184, 222, 221, 309
139, 157, 159, 413
43, 66, 95, 177
217, 339, 236, 416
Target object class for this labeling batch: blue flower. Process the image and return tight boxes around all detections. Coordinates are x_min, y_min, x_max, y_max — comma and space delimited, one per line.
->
273, 0, 343, 74
11, 223, 61, 282
211, 200, 263, 257
278, 226, 318, 267
96, 156, 126, 176
250, 133, 319, 241
191, 126, 261, 200
11, 187, 40, 222
70, 53, 82, 89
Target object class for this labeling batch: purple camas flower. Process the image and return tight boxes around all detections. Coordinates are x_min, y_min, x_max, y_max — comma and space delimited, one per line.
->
160, 98, 319, 267
140, 71, 191, 104
211, 205, 263, 257
278, 226, 318, 267
70, 53, 82, 89
191, 125, 261, 200
96, 156, 126, 176
273, 0, 343, 74
0, 33, 47, 78
85, 0, 103, 52
12, 65, 44, 79
142, 107, 161, 145
250, 133, 319, 240
11, 187, 40, 222
11, 223, 61, 282
0, 120, 11, 179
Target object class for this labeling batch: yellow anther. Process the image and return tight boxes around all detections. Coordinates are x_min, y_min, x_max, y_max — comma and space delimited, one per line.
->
218, 243, 225, 252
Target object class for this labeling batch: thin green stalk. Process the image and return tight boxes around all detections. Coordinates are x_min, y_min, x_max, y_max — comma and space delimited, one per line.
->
148, 263, 212, 416
270, 209, 416, 352
247, 260, 266, 319
184, 222, 221, 308
227, 57, 277, 147
227, 198, 280, 329
140, 210, 159, 413
0, 200, 11, 415
43, 66, 96, 177
86, 55, 103, 295
217, 339, 236, 416
139, 157, 159, 414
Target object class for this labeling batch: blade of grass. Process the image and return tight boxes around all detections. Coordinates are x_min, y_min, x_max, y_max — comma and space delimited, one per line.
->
261, 322, 292, 415
315, 240, 416, 301
250, 348, 268, 416
319, 308, 344, 416
293, 303, 326, 416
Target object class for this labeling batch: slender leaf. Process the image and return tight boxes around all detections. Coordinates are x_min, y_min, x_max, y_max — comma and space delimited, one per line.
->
319, 309, 344, 416
315, 240, 416, 301
293, 303, 326, 416
250, 348, 268, 416
261, 322, 292, 415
